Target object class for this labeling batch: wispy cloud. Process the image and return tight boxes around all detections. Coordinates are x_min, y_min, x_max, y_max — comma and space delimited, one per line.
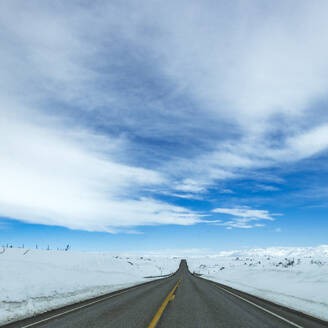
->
0, 109, 206, 231
254, 185, 280, 192
212, 207, 279, 229
212, 207, 276, 220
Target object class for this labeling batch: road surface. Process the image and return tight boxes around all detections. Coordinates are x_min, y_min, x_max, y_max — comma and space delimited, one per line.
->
2, 260, 327, 328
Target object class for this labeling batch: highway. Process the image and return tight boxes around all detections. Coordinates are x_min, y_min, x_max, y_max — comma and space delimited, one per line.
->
3, 260, 327, 328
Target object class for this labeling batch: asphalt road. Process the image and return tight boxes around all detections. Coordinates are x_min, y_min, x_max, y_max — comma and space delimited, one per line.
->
3, 260, 328, 328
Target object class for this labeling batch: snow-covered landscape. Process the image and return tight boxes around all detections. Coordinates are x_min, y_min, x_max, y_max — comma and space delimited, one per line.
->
0, 247, 180, 325
1, 245, 328, 325
2, 1, 328, 326
188, 245, 328, 321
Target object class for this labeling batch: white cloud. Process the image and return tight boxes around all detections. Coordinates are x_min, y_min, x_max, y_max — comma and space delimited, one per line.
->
212, 208, 275, 220
173, 179, 207, 193
144, 0, 328, 185
255, 185, 279, 192
154, 1, 328, 124
159, 192, 203, 200
220, 221, 253, 229
183, 122, 328, 187
213, 207, 278, 229
0, 106, 205, 231
1, 1, 328, 232
283, 124, 328, 161
220, 189, 234, 194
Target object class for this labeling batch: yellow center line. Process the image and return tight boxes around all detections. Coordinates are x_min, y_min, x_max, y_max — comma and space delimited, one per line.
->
147, 279, 182, 328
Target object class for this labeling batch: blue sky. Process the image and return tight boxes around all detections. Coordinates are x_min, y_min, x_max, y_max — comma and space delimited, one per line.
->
1, 0, 328, 253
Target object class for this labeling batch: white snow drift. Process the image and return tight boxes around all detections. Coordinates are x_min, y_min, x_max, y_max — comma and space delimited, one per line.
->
187, 245, 328, 321
1, 245, 327, 325
0, 247, 179, 325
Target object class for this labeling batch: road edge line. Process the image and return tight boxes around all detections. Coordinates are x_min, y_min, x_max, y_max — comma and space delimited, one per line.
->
210, 282, 304, 328
15, 284, 149, 328
7, 274, 177, 328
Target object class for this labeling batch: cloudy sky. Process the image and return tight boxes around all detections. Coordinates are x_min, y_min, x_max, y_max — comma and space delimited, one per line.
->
1, 0, 328, 252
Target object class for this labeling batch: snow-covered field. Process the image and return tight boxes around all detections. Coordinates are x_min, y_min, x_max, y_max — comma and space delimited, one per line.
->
0, 247, 180, 325
187, 245, 328, 321
1, 246, 327, 325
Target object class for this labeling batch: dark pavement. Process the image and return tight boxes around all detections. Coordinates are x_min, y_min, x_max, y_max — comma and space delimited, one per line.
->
2, 260, 328, 328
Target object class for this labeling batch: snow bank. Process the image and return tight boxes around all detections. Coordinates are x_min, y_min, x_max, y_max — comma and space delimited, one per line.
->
187, 245, 328, 321
2, 245, 327, 324
0, 248, 180, 325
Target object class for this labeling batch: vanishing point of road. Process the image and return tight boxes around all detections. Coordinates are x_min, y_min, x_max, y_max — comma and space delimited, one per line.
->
3, 260, 328, 328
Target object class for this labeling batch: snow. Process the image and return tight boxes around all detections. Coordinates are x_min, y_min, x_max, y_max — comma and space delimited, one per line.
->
187, 245, 328, 321
1, 245, 327, 325
0, 247, 180, 325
